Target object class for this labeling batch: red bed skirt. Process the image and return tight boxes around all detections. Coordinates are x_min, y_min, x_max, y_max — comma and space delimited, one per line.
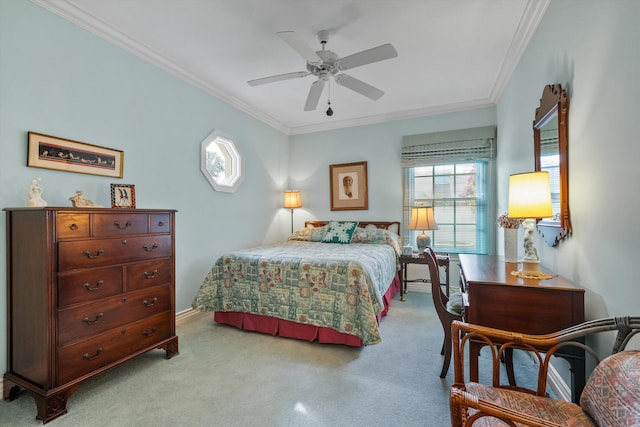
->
213, 271, 401, 346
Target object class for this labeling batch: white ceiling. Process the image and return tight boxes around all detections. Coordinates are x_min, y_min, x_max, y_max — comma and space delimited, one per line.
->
35, 0, 549, 135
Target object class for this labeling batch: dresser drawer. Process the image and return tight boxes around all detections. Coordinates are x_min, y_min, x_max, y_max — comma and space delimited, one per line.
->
126, 258, 172, 291
93, 213, 148, 236
58, 266, 123, 308
58, 285, 171, 346
58, 235, 172, 271
57, 213, 90, 239
57, 312, 172, 384
150, 213, 171, 233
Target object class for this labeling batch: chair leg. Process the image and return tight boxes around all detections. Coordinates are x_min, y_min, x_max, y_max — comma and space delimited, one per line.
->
440, 337, 445, 356
440, 325, 452, 378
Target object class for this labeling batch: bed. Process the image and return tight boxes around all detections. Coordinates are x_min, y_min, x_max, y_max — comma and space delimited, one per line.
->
192, 220, 401, 346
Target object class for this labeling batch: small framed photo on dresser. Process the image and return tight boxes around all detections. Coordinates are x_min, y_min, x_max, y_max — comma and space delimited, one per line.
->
110, 184, 136, 208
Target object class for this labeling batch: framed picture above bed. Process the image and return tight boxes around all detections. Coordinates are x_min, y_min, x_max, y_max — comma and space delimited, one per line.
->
329, 161, 368, 211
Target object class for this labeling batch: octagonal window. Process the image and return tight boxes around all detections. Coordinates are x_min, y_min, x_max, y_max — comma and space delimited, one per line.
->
200, 130, 243, 193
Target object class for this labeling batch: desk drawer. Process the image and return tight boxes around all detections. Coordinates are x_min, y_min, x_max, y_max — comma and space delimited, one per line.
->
57, 312, 172, 384
58, 285, 171, 346
466, 285, 583, 335
58, 235, 172, 271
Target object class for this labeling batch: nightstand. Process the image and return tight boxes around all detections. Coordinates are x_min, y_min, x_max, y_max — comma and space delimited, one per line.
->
399, 252, 450, 301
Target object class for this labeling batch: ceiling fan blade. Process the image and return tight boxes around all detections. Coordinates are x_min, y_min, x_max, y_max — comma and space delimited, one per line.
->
277, 31, 322, 65
334, 74, 384, 100
247, 71, 309, 86
337, 43, 398, 71
304, 79, 326, 111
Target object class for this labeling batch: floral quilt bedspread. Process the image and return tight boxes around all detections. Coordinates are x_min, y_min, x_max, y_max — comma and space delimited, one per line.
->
192, 240, 399, 345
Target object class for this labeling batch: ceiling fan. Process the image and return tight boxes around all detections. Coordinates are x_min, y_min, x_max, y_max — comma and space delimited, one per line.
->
248, 30, 398, 112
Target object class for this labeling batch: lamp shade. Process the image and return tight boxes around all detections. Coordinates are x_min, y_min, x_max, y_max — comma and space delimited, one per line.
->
408, 206, 439, 231
508, 172, 553, 219
284, 190, 302, 209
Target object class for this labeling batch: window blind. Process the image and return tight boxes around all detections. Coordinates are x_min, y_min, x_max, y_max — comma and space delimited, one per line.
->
401, 126, 496, 167
402, 126, 496, 255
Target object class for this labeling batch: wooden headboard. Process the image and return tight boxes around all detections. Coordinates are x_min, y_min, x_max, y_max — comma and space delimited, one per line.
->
304, 221, 400, 235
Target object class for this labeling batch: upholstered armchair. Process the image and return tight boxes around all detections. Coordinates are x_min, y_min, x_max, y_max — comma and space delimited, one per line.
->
449, 316, 640, 426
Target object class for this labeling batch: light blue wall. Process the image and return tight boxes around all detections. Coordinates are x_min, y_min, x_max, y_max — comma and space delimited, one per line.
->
289, 108, 497, 242
497, 0, 640, 352
3, 0, 636, 383
0, 0, 290, 372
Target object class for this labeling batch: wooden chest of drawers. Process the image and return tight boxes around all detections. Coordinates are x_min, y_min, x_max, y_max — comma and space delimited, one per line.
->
3, 207, 178, 423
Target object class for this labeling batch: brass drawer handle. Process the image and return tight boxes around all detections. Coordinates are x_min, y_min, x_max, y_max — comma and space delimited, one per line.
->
143, 270, 158, 279
82, 313, 104, 325
82, 280, 104, 291
69, 223, 79, 230
83, 249, 104, 259
143, 243, 159, 252
142, 327, 157, 337
157, 221, 165, 227
142, 297, 158, 307
114, 220, 131, 229
83, 347, 103, 361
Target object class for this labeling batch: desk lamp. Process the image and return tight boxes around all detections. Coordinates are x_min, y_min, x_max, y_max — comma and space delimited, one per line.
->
408, 206, 439, 253
508, 172, 553, 278
284, 190, 302, 233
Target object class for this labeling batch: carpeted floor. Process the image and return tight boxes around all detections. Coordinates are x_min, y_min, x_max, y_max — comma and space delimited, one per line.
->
0, 292, 540, 426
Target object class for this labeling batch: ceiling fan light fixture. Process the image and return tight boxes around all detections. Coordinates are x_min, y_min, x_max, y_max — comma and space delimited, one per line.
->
248, 30, 398, 111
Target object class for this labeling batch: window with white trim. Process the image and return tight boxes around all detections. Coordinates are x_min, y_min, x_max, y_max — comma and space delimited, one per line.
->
405, 162, 488, 253
402, 127, 496, 254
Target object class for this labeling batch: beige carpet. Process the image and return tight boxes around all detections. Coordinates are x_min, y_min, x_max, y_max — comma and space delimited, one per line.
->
0, 292, 538, 426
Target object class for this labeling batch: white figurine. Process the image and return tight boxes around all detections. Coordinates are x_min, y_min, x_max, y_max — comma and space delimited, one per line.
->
27, 177, 48, 207
69, 190, 102, 208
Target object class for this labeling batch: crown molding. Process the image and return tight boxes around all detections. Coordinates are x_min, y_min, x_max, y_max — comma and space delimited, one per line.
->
32, 0, 543, 136
31, 0, 291, 134
489, 0, 551, 103
288, 98, 495, 135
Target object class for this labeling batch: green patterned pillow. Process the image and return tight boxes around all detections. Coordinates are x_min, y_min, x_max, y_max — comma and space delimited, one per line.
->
322, 220, 359, 244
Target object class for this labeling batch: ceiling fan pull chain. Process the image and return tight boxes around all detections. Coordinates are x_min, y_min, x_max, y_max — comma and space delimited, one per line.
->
326, 80, 334, 117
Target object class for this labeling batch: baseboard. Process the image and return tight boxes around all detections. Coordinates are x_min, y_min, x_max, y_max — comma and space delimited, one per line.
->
0, 310, 204, 392
547, 363, 572, 401
176, 307, 203, 325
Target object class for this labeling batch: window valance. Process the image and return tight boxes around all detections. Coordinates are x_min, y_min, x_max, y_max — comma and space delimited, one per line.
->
401, 126, 496, 167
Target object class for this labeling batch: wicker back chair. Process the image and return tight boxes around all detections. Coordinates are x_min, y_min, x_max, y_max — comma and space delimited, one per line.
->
450, 316, 640, 426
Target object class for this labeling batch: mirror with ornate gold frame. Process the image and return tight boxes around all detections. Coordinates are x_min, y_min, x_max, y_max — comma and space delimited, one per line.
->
533, 84, 570, 246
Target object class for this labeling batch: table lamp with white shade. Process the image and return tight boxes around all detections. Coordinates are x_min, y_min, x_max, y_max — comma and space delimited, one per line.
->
508, 171, 553, 278
408, 206, 439, 253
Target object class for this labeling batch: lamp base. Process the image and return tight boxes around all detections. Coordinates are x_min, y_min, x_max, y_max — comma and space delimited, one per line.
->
416, 233, 431, 253
512, 260, 553, 280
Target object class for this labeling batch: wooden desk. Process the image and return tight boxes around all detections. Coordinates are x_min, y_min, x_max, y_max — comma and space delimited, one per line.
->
399, 253, 450, 301
459, 254, 585, 402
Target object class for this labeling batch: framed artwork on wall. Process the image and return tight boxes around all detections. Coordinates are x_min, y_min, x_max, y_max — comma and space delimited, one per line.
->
28, 132, 124, 178
329, 161, 368, 211
110, 184, 136, 208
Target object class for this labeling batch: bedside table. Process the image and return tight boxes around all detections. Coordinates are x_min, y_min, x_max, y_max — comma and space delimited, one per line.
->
399, 252, 450, 301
